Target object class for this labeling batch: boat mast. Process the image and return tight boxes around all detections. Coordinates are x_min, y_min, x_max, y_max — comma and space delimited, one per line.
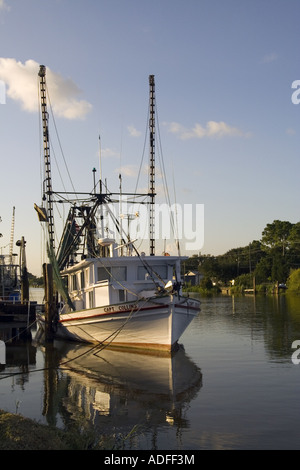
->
38, 65, 55, 252
9, 206, 15, 265
149, 75, 156, 256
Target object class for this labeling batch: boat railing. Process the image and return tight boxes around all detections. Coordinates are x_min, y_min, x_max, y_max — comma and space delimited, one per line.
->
0, 294, 21, 303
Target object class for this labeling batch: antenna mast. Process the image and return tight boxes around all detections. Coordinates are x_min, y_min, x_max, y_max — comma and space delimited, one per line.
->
149, 75, 156, 256
38, 65, 55, 252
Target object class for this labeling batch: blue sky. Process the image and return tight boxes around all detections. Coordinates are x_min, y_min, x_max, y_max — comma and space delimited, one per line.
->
0, 0, 299, 275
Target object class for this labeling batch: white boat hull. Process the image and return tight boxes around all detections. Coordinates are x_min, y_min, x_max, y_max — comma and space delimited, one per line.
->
38, 295, 200, 351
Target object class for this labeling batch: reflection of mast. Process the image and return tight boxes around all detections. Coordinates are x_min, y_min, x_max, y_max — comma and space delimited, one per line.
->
149, 75, 155, 256
38, 65, 55, 252
42, 342, 64, 427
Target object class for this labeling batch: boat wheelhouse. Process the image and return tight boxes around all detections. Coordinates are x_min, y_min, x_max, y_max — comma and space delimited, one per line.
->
62, 251, 182, 311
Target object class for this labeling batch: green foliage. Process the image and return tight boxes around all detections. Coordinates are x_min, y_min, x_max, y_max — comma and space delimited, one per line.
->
261, 220, 293, 255
288, 222, 300, 248
183, 283, 221, 296
254, 256, 272, 283
0, 409, 139, 450
234, 273, 254, 289
28, 272, 44, 287
185, 219, 300, 287
200, 276, 213, 289
287, 269, 300, 293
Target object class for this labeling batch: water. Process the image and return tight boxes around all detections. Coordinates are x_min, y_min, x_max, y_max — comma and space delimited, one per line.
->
1, 292, 300, 450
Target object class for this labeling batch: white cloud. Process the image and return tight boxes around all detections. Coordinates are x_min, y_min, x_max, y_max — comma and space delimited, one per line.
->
261, 52, 278, 64
101, 147, 120, 158
286, 128, 296, 135
0, 58, 92, 119
164, 120, 250, 139
127, 125, 141, 137
0, 0, 10, 12
117, 165, 138, 177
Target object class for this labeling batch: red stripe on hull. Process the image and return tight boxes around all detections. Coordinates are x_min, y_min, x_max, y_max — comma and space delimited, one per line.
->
59, 304, 164, 324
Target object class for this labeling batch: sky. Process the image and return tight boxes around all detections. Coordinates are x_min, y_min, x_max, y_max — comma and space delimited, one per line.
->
0, 0, 299, 276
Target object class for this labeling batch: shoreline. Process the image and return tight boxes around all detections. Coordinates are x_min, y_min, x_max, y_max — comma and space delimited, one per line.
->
0, 408, 92, 450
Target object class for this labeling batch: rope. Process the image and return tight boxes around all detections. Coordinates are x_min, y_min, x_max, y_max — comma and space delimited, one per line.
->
1, 319, 37, 345
0, 297, 155, 381
106, 205, 167, 290
58, 297, 151, 366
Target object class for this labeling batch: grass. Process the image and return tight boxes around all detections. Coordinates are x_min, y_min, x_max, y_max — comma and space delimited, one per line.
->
0, 409, 73, 450
0, 408, 140, 450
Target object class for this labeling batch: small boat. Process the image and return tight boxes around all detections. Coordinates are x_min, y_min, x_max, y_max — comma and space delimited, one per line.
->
35, 66, 200, 352
0, 211, 36, 326
0, 208, 20, 304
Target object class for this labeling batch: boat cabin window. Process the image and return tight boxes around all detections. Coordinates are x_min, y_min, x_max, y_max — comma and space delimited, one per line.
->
119, 290, 125, 302
89, 266, 94, 284
80, 271, 85, 289
97, 266, 111, 282
137, 266, 149, 280
137, 264, 167, 281
71, 274, 78, 291
97, 266, 127, 282
85, 268, 89, 285
111, 266, 127, 281
89, 291, 94, 308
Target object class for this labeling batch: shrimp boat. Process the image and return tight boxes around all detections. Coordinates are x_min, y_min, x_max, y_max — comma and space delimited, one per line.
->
0, 209, 36, 326
35, 66, 200, 352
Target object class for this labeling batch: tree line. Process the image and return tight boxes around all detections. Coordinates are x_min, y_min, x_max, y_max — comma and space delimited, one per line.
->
184, 219, 300, 291
28, 219, 300, 292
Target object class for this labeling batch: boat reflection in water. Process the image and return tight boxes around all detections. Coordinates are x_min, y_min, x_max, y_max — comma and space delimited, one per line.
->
41, 338, 202, 446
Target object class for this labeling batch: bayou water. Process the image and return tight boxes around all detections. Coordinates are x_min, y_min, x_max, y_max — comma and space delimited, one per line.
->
1, 292, 300, 450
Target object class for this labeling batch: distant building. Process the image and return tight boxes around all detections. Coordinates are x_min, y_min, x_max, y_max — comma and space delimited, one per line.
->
184, 270, 202, 286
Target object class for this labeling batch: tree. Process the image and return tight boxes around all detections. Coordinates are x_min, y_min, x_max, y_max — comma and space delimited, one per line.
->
271, 253, 289, 283
254, 256, 272, 283
261, 220, 293, 255
288, 222, 300, 248
234, 273, 253, 289
183, 254, 201, 272
186, 219, 300, 286
28, 272, 44, 287
287, 269, 300, 292
200, 276, 213, 289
